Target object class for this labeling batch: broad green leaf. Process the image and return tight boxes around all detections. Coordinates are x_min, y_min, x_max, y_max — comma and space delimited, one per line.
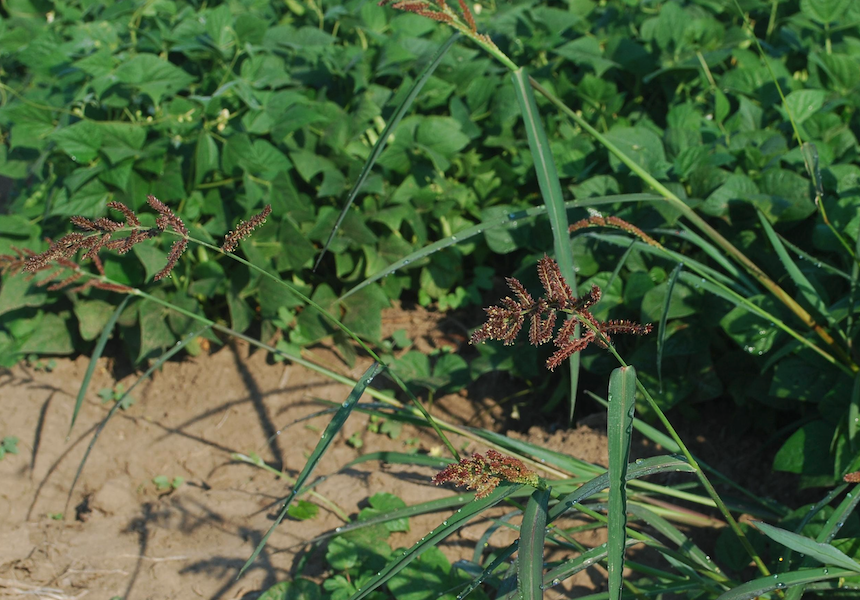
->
74, 299, 116, 341
781, 90, 828, 125
114, 53, 196, 105
0, 273, 48, 317
800, 0, 853, 23
773, 420, 835, 475
18, 312, 74, 355
49, 121, 103, 163
257, 579, 322, 600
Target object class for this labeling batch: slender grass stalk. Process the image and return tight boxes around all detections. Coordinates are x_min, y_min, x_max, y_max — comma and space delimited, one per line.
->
68, 296, 130, 436
238, 361, 384, 577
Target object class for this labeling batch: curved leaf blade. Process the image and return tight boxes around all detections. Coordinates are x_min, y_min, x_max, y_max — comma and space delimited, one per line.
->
314, 34, 460, 270
239, 361, 384, 577
69, 295, 131, 435
347, 483, 524, 600
715, 567, 857, 600
518, 487, 550, 599
753, 521, 860, 573
607, 366, 636, 600
512, 67, 580, 424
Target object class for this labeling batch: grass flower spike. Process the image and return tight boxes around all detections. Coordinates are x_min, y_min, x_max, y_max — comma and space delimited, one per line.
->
471, 256, 653, 371
432, 449, 540, 499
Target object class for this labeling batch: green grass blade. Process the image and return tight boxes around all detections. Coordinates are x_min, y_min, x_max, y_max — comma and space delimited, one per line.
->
511, 67, 580, 424
548, 455, 696, 523
757, 210, 844, 339
588, 391, 790, 519
458, 541, 518, 600
65, 323, 210, 511
753, 521, 860, 573
339, 194, 661, 302
473, 511, 521, 564
654, 226, 757, 295
658, 265, 683, 392
68, 295, 131, 436
239, 361, 384, 578
469, 428, 603, 477
776, 232, 850, 281
344, 451, 454, 469
346, 483, 524, 600
518, 487, 550, 599
313, 33, 460, 271
851, 374, 860, 450
818, 483, 860, 543
716, 568, 857, 600
626, 504, 719, 573
585, 233, 742, 290
540, 540, 640, 595
607, 366, 636, 600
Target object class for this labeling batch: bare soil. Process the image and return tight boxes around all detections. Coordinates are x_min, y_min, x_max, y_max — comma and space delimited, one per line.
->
0, 305, 617, 600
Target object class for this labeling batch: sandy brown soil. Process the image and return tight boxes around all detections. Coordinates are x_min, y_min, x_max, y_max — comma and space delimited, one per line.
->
0, 304, 621, 600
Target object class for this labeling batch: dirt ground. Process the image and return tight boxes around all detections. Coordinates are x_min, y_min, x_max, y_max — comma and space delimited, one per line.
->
0, 304, 627, 600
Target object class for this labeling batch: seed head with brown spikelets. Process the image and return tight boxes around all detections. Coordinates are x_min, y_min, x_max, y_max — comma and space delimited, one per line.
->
471, 256, 653, 371
222, 205, 273, 253
432, 450, 540, 499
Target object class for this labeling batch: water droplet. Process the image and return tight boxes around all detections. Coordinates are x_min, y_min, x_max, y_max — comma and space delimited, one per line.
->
773, 574, 780, 579
335, 526, 342, 532
823, 568, 830, 575
635, 458, 644, 465
451, 235, 457, 242
342, 401, 349, 407
442, 520, 448, 526
776, 582, 786, 589
551, 578, 560, 586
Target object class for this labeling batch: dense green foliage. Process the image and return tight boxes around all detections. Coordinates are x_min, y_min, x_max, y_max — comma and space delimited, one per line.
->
3, 0, 860, 491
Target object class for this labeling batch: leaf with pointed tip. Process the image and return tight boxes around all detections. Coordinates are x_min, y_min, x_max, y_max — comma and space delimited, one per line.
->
239, 361, 384, 577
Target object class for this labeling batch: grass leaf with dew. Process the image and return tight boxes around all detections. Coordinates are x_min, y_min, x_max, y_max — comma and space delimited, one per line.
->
338, 193, 662, 302
239, 361, 384, 578
345, 451, 455, 469
607, 366, 636, 600
715, 567, 858, 600
757, 209, 843, 339
458, 541, 518, 600
66, 323, 211, 511
346, 483, 523, 600
548, 455, 695, 522
518, 487, 550, 599
69, 296, 131, 436
658, 266, 682, 391
314, 34, 460, 271
627, 504, 720, 574
753, 521, 860, 573
511, 67, 580, 424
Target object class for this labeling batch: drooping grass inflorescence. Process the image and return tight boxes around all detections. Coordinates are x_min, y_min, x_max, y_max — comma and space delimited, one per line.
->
471, 255, 653, 371
378, 0, 500, 52
0, 196, 272, 292
432, 449, 540, 499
